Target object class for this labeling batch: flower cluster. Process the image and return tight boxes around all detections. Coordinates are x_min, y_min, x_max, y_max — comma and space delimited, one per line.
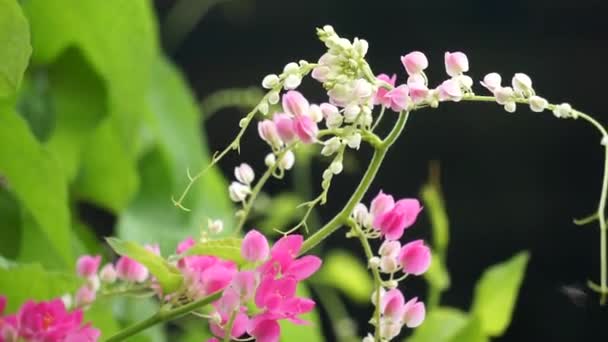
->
353, 191, 430, 340
0, 296, 99, 342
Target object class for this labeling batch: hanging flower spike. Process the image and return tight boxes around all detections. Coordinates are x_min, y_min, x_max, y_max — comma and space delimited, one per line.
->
374, 74, 397, 107
398, 240, 431, 275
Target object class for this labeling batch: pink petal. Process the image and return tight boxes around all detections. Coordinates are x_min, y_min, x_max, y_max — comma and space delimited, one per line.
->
285, 255, 322, 281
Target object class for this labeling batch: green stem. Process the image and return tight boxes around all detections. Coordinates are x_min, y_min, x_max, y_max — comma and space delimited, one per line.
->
105, 292, 222, 342
223, 310, 238, 342
300, 111, 410, 254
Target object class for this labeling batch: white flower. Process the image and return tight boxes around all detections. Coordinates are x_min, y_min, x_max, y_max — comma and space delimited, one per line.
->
280, 151, 295, 170
504, 101, 517, 113
229, 182, 251, 202
264, 153, 276, 167
529, 95, 548, 112
262, 74, 279, 89
553, 103, 572, 118
207, 218, 224, 234
346, 132, 362, 150
512, 73, 534, 97
234, 163, 255, 185
321, 137, 342, 156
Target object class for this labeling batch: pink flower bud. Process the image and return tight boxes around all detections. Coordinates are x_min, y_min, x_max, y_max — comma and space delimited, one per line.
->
75, 286, 96, 307
444, 51, 469, 77
401, 51, 428, 76
373, 199, 422, 240
409, 82, 429, 104
282, 90, 310, 117
76, 255, 101, 278
407, 73, 425, 86
99, 263, 117, 283
438, 79, 463, 102
370, 191, 395, 218
312, 66, 330, 82
398, 240, 431, 275
380, 289, 405, 319
116, 256, 149, 283
402, 297, 426, 328
273, 113, 296, 142
480, 72, 502, 92
374, 74, 397, 107
293, 114, 318, 144
379, 240, 401, 258
386, 84, 411, 112
258, 120, 283, 148
242, 230, 270, 263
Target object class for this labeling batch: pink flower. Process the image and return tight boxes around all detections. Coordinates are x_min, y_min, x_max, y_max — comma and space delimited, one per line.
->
386, 85, 410, 112
65, 325, 100, 342
116, 255, 149, 283
374, 74, 397, 107
282, 91, 309, 117
293, 114, 318, 144
99, 263, 117, 283
76, 255, 101, 278
438, 79, 463, 102
258, 120, 283, 148
370, 191, 395, 217
380, 289, 405, 319
0, 295, 6, 315
248, 316, 281, 342
231, 271, 258, 301
242, 229, 270, 263
408, 82, 429, 104
176, 237, 195, 254
254, 276, 315, 324
184, 257, 237, 299
444, 51, 469, 77
373, 199, 423, 240
273, 113, 296, 143
75, 286, 96, 307
210, 311, 249, 340
401, 52, 428, 76
480, 72, 502, 92
398, 240, 431, 275
402, 297, 426, 328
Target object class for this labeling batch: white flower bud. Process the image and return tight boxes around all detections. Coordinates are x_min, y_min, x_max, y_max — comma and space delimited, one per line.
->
494, 87, 514, 105
279, 151, 295, 170
352, 203, 369, 226
325, 111, 344, 129
268, 90, 280, 105
207, 218, 224, 234
512, 73, 533, 97
380, 256, 399, 273
264, 153, 276, 167
312, 66, 330, 82
379, 240, 401, 258
504, 101, 517, 113
61, 294, 73, 309
553, 103, 572, 118
262, 74, 279, 89
480, 72, 502, 92
258, 101, 269, 115
283, 62, 299, 74
100, 264, 117, 284
321, 137, 342, 156
330, 160, 343, 175
234, 163, 255, 185
379, 318, 402, 340
346, 133, 362, 150
529, 95, 548, 112
362, 333, 375, 342
385, 280, 398, 289
322, 169, 333, 180
353, 38, 369, 57
371, 287, 386, 306
368, 256, 381, 269
309, 104, 324, 123
229, 182, 251, 202
456, 75, 473, 89
344, 104, 361, 123
87, 275, 101, 292
284, 74, 302, 90
354, 79, 373, 98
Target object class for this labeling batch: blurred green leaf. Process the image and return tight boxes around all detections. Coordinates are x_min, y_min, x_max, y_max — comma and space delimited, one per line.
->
84, 299, 121, 339
18, 210, 67, 269
117, 56, 232, 254
450, 315, 488, 342
280, 283, 324, 342
113, 297, 167, 342
0, 0, 31, 99
0, 109, 72, 266
257, 193, 303, 232
0, 262, 80, 312
46, 48, 108, 181
408, 307, 473, 342
420, 181, 449, 256
184, 238, 245, 265
313, 250, 373, 304
471, 251, 529, 336
107, 237, 183, 294
0, 189, 20, 258
423, 248, 450, 292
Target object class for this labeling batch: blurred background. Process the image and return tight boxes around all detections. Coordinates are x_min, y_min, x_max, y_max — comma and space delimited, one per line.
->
153, 0, 608, 340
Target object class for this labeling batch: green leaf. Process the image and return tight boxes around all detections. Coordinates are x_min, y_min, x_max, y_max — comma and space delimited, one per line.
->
420, 182, 449, 255
0, 109, 72, 266
407, 308, 469, 342
312, 250, 373, 303
450, 315, 488, 342
0, 262, 80, 312
117, 56, 232, 254
280, 283, 324, 342
257, 193, 303, 233
106, 237, 183, 294
112, 297, 167, 342
0, 0, 31, 99
423, 248, 450, 292
84, 299, 121, 339
0, 188, 21, 258
184, 238, 245, 266
471, 251, 530, 336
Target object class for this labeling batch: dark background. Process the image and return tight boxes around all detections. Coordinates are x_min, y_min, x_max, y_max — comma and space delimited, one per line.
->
152, 0, 608, 340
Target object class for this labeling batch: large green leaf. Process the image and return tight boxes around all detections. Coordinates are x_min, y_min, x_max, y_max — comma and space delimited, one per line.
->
117, 56, 232, 254
0, 188, 21, 258
107, 237, 183, 294
407, 308, 473, 342
312, 250, 373, 303
183, 238, 245, 266
0, 0, 31, 99
0, 262, 80, 312
0, 109, 72, 265
470, 251, 529, 336
423, 248, 450, 293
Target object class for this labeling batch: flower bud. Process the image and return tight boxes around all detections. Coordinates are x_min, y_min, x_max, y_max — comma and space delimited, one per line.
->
529, 95, 548, 112
228, 182, 251, 202
242, 230, 270, 263
409, 82, 429, 104
325, 110, 344, 129
374, 74, 397, 107
353, 79, 373, 99
87, 275, 101, 292
76, 255, 101, 278
379, 318, 402, 340
312, 66, 330, 82
267, 90, 280, 105
75, 286, 96, 307
480, 72, 502, 92
387, 84, 411, 112
346, 132, 362, 150
279, 150, 295, 170
262, 74, 279, 89
208, 218, 224, 234
504, 101, 517, 113
282, 90, 310, 117
258, 120, 283, 148
99, 263, 117, 283
321, 137, 342, 156
362, 334, 375, 342
368, 256, 381, 269
330, 160, 343, 175
234, 163, 255, 185
293, 115, 318, 144
494, 87, 514, 105
398, 240, 431, 275
371, 287, 386, 306
344, 104, 361, 123
284, 74, 302, 90
264, 153, 276, 167
379, 240, 401, 258
309, 104, 324, 123
353, 38, 369, 56
352, 203, 370, 227
402, 297, 426, 328
512, 73, 533, 97
401, 51, 428, 76
553, 103, 572, 118
380, 255, 399, 273
456, 75, 473, 89
61, 294, 72, 309
444, 51, 469, 77
283, 62, 299, 74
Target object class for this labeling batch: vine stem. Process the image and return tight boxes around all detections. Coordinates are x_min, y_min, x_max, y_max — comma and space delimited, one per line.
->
463, 94, 608, 303
300, 111, 410, 254
105, 292, 221, 342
